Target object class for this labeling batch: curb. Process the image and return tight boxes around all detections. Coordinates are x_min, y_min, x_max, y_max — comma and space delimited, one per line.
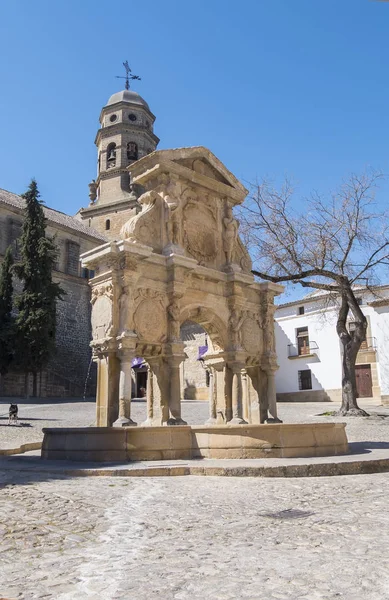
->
3, 455, 389, 478
0, 442, 42, 456
50, 458, 389, 478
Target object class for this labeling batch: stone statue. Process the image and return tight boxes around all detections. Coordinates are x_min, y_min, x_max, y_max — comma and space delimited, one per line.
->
168, 300, 181, 340
88, 180, 97, 204
223, 205, 239, 264
229, 308, 244, 346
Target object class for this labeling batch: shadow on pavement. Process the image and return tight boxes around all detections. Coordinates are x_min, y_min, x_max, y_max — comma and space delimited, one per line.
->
348, 441, 389, 454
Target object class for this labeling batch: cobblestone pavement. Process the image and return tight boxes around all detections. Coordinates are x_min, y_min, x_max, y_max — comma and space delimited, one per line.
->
1, 401, 389, 598
0, 399, 96, 448
1, 471, 389, 599
1, 398, 389, 448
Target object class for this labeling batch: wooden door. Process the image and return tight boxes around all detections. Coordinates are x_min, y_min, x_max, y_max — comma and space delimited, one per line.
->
355, 364, 373, 398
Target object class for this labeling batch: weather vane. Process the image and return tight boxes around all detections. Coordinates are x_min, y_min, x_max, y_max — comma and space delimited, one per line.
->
115, 61, 141, 90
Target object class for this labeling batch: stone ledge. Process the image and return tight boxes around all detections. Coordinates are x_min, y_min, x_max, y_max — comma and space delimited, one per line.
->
0, 441, 42, 456
42, 423, 348, 462
3, 449, 389, 478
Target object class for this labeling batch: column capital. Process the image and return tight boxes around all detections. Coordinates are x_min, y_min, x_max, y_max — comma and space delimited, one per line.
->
116, 330, 138, 354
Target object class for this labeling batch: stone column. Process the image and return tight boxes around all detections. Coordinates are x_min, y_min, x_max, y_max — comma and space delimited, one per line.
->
167, 354, 187, 425
242, 369, 251, 423
205, 367, 217, 424
229, 365, 247, 425
142, 356, 169, 426
265, 367, 282, 423
113, 351, 137, 427
144, 364, 154, 425
94, 343, 120, 427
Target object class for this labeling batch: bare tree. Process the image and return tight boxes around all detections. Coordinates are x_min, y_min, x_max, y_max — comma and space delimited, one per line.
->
239, 171, 389, 416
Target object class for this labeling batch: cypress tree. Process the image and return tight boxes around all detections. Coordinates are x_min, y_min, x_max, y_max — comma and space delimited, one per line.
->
0, 246, 15, 378
14, 179, 64, 397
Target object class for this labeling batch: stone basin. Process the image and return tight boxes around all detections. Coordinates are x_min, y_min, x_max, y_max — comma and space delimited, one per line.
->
42, 422, 348, 462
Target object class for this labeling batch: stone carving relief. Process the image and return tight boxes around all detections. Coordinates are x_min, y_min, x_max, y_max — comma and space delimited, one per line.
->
91, 296, 113, 340
229, 309, 244, 347
223, 204, 239, 265
91, 284, 114, 340
183, 195, 219, 265
133, 289, 167, 342
91, 283, 114, 303
120, 190, 163, 251
241, 317, 263, 354
167, 298, 181, 341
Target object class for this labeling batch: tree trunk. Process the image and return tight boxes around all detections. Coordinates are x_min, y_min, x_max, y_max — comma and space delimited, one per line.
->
24, 372, 29, 398
32, 371, 38, 398
338, 336, 369, 416
336, 288, 369, 417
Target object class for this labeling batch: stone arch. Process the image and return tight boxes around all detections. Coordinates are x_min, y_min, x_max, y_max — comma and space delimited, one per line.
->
179, 304, 228, 353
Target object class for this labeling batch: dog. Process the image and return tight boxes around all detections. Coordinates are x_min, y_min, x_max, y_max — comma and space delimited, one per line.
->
8, 404, 18, 425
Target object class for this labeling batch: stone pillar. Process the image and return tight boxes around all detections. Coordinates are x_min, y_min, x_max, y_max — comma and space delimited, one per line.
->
265, 367, 282, 423
167, 353, 187, 425
229, 364, 247, 425
94, 347, 120, 427
206, 367, 217, 424
144, 364, 154, 425
113, 351, 137, 427
142, 356, 169, 426
242, 369, 250, 423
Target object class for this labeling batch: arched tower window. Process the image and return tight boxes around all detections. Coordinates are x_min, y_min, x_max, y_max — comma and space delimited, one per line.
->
127, 142, 138, 161
105, 219, 110, 231
106, 143, 116, 168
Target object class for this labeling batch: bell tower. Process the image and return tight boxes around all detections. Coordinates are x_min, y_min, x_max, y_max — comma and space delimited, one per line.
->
76, 73, 159, 239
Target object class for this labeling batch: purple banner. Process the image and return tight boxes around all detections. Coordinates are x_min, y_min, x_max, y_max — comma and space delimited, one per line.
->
197, 345, 208, 360
131, 357, 145, 368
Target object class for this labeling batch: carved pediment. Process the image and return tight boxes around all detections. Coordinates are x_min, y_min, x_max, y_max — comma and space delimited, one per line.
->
129, 146, 248, 205
175, 158, 232, 187
118, 146, 251, 272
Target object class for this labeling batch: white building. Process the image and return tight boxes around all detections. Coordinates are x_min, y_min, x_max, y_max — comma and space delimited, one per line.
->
275, 287, 389, 405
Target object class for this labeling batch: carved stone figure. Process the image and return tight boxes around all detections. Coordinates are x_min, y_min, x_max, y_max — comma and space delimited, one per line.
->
166, 201, 183, 246
168, 300, 181, 340
223, 205, 239, 264
88, 180, 97, 204
229, 308, 244, 346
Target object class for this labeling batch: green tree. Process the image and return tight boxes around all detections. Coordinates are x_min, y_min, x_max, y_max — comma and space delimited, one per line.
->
0, 246, 15, 378
14, 179, 64, 397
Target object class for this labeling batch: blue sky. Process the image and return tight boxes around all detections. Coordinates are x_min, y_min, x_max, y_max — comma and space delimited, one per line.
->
1, 0, 388, 223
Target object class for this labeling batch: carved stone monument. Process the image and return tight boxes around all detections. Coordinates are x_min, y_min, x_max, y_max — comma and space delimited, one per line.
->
82, 147, 283, 427
42, 147, 348, 461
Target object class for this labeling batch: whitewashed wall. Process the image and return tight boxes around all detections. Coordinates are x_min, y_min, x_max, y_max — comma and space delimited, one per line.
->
275, 301, 342, 396
275, 288, 389, 402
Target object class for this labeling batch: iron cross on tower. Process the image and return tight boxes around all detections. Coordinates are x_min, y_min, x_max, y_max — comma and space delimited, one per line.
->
115, 61, 141, 90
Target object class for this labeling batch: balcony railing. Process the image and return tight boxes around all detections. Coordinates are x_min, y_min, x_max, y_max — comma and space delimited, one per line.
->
288, 341, 320, 359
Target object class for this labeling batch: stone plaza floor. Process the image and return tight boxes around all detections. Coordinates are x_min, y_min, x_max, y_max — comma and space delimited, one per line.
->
1, 399, 389, 599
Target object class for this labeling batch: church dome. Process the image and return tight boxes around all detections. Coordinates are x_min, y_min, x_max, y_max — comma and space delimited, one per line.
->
106, 89, 150, 110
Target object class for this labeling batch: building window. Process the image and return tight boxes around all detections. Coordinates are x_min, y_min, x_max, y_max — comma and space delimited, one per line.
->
82, 268, 95, 279
127, 142, 138, 161
66, 241, 80, 276
298, 369, 312, 390
105, 219, 110, 231
298, 306, 305, 315
296, 326, 310, 355
7, 219, 22, 259
106, 143, 116, 168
